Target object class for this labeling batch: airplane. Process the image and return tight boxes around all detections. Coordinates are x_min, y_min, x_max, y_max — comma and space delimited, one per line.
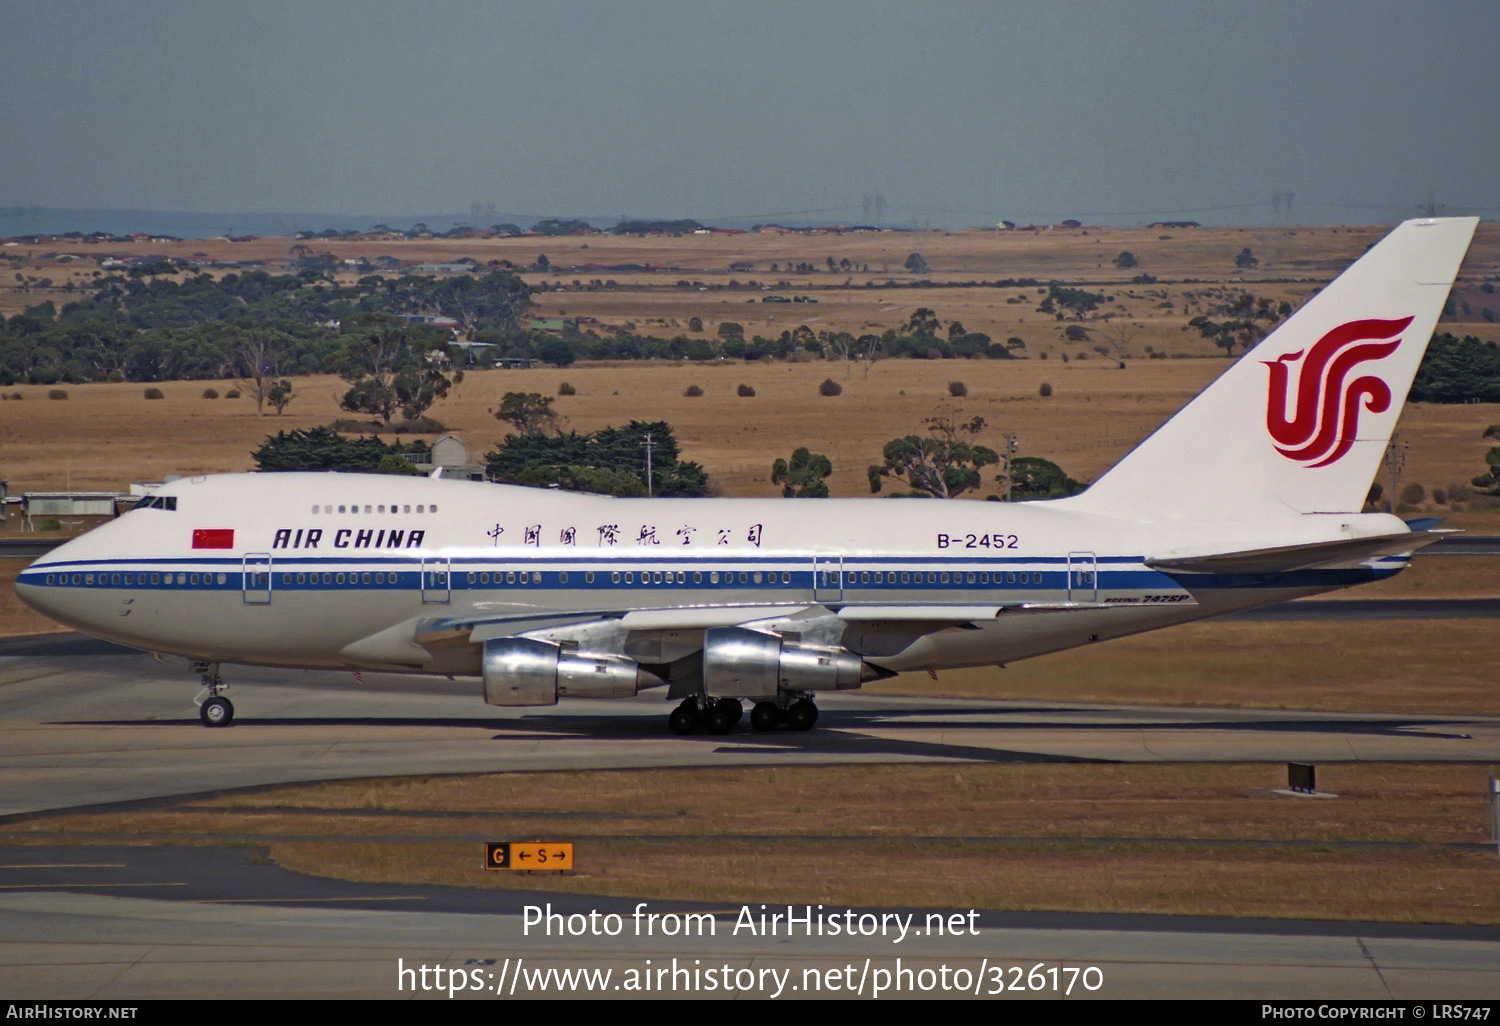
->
15, 217, 1479, 735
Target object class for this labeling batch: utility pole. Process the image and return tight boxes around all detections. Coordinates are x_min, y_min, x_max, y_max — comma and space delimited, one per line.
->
642, 433, 655, 497
1000, 433, 1018, 501
1382, 436, 1407, 509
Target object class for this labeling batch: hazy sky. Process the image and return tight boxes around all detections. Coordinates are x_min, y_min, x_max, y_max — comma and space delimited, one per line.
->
3, 0, 1498, 227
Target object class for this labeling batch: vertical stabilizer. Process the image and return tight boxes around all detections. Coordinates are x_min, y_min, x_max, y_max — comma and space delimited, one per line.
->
1056, 217, 1478, 522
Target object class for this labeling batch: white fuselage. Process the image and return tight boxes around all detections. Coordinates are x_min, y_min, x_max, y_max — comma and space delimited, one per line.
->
16, 472, 1407, 682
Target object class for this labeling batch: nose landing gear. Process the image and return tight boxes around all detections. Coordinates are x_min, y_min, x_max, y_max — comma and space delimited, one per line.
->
192, 661, 234, 728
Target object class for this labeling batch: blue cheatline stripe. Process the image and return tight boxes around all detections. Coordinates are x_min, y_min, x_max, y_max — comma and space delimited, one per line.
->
26, 552, 1144, 570
18, 557, 1400, 595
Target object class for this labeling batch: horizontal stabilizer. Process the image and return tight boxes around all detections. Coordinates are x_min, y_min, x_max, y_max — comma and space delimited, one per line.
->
1146, 532, 1439, 575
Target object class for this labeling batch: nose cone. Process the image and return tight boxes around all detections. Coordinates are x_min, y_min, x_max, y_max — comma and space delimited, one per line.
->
15, 538, 106, 634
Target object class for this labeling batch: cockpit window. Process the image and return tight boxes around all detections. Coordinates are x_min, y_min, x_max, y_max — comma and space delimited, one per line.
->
134, 496, 177, 511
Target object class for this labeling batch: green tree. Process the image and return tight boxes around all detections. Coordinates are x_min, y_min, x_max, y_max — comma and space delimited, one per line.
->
867, 413, 998, 498
771, 447, 833, 497
1235, 247, 1259, 269
333, 317, 458, 424
496, 391, 564, 435
1006, 456, 1086, 500
1411, 334, 1500, 403
485, 420, 708, 496
266, 379, 294, 415
1112, 251, 1138, 269
252, 426, 417, 472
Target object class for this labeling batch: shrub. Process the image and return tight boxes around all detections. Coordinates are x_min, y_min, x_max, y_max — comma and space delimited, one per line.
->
10, 392, 22, 400
818, 378, 842, 396
224, 388, 241, 399
737, 383, 756, 397
390, 417, 447, 434
1432, 487, 1448, 505
202, 388, 219, 399
683, 384, 704, 397
1399, 482, 1426, 506
40, 518, 62, 531
143, 387, 165, 400
557, 382, 577, 396
48, 389, 67, 400
947, 380, 967, 398
1039, 382, 1053, 397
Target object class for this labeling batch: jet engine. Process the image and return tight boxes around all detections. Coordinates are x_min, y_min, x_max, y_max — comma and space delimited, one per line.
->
701, 625, 873, 698
483, 638, 660, 706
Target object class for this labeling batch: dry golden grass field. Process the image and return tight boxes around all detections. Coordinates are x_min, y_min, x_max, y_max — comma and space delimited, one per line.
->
3, 361, 1498, 514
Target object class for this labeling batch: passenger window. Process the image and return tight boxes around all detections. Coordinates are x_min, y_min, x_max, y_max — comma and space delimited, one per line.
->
559, 572, 568, 584
611, 571, 620, 583
362, 573, 371, 584
586, 572, 595, 583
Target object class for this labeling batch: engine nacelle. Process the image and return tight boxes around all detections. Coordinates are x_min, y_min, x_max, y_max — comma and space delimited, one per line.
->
482, 638, 653, 706
702, 626, 868, 699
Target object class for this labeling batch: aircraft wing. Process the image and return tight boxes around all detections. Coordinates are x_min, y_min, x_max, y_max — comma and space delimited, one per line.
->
345, 597, 1145, 671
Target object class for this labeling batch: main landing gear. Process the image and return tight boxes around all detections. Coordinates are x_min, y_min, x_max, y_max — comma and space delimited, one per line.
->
193, 661, 234, 728
667, 694, 818, 735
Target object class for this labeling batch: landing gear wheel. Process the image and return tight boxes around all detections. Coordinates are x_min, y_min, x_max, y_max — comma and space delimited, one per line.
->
750, 701, 780, 731
200, 696, 234, 728
705, 701, 737, 735
668, 702, 698, 735
786, 699, 818, 732
702, 698, 742, 734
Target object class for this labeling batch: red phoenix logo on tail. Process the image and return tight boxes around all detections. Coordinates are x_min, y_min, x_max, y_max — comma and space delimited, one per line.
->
1263, 316, 1413, 468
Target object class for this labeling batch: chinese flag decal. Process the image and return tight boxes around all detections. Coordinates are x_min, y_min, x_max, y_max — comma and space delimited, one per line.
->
192, 529, 235, 549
